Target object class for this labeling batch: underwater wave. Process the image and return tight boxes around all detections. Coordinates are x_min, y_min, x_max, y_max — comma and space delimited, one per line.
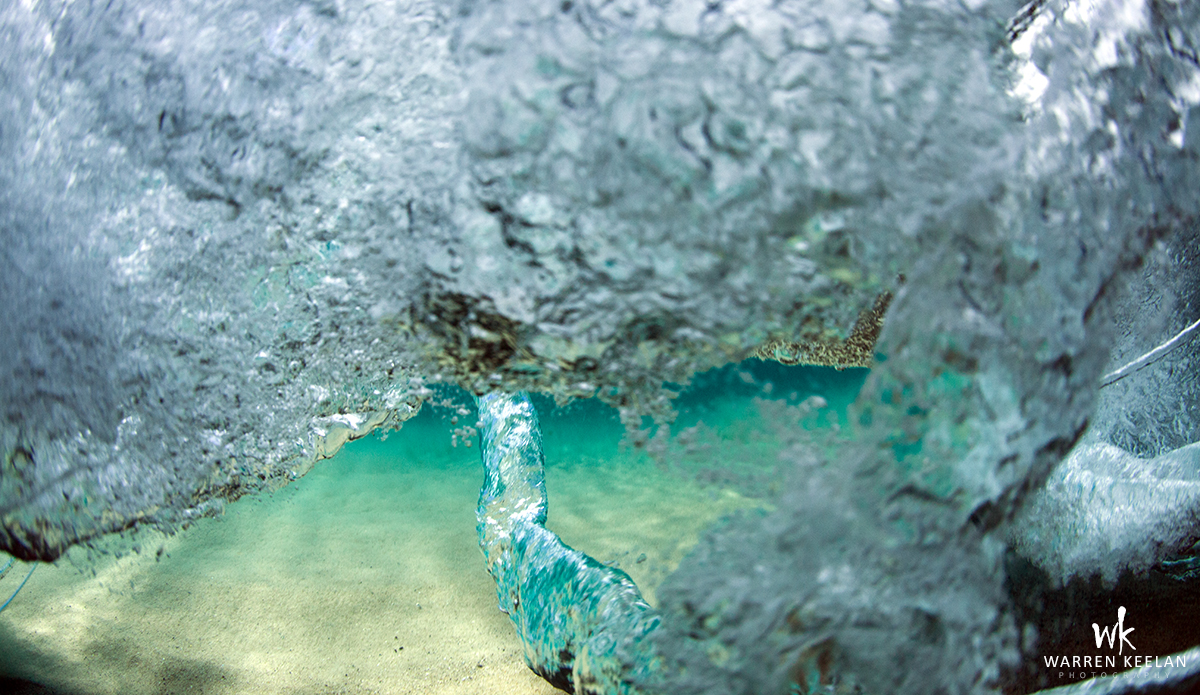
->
2, 0, 1200, 692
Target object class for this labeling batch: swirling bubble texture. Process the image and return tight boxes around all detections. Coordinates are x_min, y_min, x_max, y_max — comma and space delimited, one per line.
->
3, 0, 1200, 690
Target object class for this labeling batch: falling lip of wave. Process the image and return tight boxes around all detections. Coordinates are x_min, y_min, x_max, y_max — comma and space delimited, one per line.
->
475, 391, 662, 694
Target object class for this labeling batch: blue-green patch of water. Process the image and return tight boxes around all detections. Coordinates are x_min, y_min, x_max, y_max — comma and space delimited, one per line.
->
671, 360, 868, 434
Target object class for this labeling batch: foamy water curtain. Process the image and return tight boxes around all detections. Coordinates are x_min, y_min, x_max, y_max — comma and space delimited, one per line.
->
3, 0, 1200, 692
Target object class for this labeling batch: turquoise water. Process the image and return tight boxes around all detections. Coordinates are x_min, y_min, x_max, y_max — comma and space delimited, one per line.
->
0, 362, 864, 695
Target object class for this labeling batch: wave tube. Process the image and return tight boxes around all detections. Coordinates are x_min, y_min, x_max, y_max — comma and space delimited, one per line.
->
4, 0, 1200, 692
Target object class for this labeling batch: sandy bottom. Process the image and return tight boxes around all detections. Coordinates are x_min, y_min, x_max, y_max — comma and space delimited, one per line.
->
0, 397, 755, 695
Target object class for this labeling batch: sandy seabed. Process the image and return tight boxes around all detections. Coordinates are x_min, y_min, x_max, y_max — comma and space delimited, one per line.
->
0, 402, 753, 695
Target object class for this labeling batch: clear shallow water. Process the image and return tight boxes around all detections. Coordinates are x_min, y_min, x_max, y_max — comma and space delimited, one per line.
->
0, 361, 861, 695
